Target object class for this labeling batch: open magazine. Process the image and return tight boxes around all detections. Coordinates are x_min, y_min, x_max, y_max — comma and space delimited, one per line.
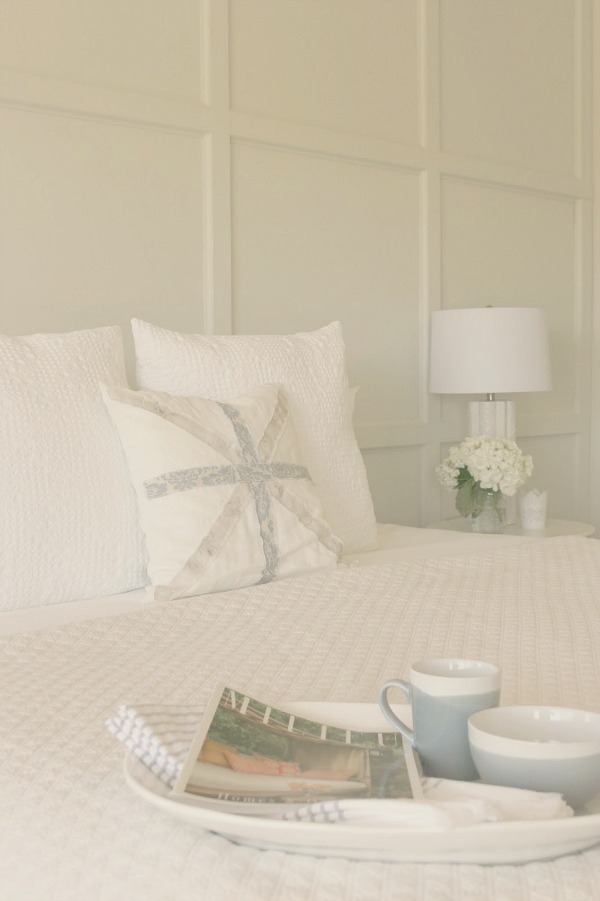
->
174, 683, 423, 815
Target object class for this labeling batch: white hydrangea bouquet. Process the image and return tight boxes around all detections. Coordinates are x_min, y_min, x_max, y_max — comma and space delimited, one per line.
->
436, 436, 533, 521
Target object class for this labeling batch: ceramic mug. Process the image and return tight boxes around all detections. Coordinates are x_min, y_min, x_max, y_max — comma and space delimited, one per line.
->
379, 658, 501, 781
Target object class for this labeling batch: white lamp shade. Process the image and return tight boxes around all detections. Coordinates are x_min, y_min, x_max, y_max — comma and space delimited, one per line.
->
429, 307, 552, 395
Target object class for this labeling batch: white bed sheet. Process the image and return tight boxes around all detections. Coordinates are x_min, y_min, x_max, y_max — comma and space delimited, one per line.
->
3, 533, 599, 900
0, 523, 533, 634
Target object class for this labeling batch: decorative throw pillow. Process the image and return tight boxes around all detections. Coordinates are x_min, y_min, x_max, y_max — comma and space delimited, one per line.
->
0, 326, 147, 610
101, 382, 342, 600
131, 319, 378, 554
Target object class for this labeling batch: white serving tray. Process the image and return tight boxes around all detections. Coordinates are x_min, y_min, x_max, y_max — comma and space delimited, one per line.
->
124, 701, 600, 865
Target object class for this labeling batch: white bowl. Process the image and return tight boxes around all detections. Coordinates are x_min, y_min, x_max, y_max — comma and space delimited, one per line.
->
468, 706, 600, 808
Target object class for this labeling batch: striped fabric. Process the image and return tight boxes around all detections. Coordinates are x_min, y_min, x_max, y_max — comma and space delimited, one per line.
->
106, 704, 203, 788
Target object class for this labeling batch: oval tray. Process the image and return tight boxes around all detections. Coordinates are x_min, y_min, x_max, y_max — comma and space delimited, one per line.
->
124, 701, 600, 865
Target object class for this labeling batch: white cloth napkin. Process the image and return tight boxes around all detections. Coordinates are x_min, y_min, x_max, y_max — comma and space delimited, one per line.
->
281, 782, 572, 828
281, 798, 496, 829
422, 776, 572, 821
108, 704, 573, 828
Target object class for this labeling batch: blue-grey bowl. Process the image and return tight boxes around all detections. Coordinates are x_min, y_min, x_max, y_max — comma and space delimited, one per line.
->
468, 706, 600, 808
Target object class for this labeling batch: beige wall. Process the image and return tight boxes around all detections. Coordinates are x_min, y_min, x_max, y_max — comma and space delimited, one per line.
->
0, 0, 595, 530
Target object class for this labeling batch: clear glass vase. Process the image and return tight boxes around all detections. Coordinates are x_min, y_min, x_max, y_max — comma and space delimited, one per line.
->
470, 490, 506, 534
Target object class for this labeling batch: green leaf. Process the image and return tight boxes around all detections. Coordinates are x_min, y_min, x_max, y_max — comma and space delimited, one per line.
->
456, 479, 475, 517
456, 466, 472, 487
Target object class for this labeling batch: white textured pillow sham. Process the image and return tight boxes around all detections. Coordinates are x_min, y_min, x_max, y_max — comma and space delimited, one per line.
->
131, 320, 378, 554
101, 382, 342, 600
0, 326, 147, 610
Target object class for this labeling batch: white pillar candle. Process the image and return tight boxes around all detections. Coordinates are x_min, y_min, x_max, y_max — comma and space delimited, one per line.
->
520, 489, 548, 531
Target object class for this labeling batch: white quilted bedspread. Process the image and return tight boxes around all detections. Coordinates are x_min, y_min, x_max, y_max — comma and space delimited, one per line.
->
2, 537, 600, 901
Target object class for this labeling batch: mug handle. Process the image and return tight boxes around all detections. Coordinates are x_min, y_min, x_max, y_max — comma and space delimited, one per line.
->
378, 678, 415, 744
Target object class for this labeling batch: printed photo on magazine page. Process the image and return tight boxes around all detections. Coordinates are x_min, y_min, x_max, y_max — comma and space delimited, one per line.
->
174, 684, 422, 814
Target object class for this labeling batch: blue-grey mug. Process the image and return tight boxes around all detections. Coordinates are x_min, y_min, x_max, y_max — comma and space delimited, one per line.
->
379, 658, 501, 781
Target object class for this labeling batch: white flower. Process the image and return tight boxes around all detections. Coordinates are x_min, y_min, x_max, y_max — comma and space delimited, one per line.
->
436, 436, 533, 517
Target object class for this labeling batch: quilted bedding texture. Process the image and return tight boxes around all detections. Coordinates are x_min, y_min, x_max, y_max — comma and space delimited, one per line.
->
2, 537, 600, 901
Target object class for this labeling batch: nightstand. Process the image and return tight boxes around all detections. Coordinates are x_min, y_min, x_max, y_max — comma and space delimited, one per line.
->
426, 518, 595, 538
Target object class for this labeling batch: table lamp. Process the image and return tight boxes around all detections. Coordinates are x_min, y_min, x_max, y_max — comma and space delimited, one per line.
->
429, 306, 552, 441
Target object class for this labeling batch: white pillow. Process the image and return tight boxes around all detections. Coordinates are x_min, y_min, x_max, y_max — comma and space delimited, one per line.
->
0, 326, 147, 610
101, 382, 342, 600
131, 320, 378, 553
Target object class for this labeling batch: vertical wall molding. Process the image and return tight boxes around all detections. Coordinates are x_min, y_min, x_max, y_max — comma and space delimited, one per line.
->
588, 0, 600, 527
202, 0, 232, 335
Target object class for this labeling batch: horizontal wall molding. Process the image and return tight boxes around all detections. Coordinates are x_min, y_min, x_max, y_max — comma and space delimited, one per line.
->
231, 111, 428, 172
355, 412, 589, 451
0, 68, 217, 135
231, 111, 592, 200
1, 64, 589, 197
355, 421, 430, 450
439, 154, 592, 201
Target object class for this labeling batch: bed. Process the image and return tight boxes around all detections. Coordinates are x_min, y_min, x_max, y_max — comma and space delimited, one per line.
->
2, 321, 600, 901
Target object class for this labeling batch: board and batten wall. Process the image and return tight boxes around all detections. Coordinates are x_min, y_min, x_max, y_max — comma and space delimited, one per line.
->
0, 1, 596, 532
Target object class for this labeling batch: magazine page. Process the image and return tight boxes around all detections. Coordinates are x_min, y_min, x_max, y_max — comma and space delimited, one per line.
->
174, 683, 423, 815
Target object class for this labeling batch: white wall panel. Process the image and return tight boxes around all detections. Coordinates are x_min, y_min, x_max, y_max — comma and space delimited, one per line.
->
0, 107, 205, 346
440, 0, 576, 176
363, 446, 423, 525
229, 0, 421, 145
231, 141, 422, 427
0, 0, 205, 101
518, 435, 582, 519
